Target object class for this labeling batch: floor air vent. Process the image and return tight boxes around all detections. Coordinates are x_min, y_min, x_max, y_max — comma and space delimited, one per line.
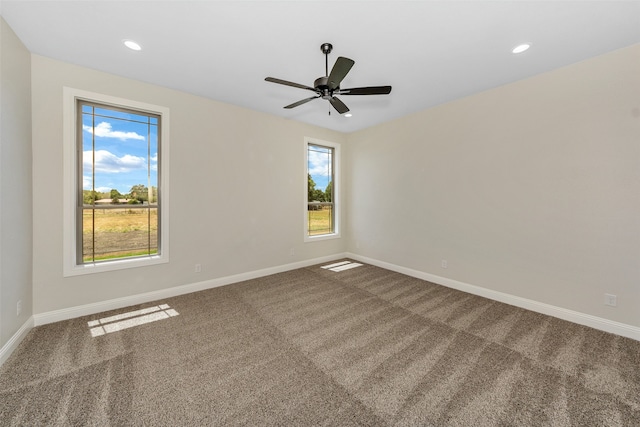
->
321, 261, 363, 272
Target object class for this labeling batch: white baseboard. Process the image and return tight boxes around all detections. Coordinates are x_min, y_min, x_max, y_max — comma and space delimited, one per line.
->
0, 317, 34, 367
33, 253, 348, 326
347, 253, 640, 342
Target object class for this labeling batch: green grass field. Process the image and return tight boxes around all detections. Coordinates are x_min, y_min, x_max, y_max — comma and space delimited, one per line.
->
83, 208, 157, 262
83, 208, 157, 233
308, 208, 333, 236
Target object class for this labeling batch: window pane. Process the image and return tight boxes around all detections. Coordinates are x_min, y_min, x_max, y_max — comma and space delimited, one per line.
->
307, 143, 334, 236
83, 207, 158, 262
308, 204, 333, 236
79, 101, 160, 264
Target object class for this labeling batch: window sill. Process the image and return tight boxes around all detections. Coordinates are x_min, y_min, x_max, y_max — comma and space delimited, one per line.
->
63, 255, 168, 277
304, 233, 341, 243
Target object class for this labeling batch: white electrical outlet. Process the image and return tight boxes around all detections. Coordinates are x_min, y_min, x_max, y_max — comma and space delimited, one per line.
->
17, 300, 22, 316
604, 293, 617, 307
195, 264, 202, 273
441, 260, 448, 269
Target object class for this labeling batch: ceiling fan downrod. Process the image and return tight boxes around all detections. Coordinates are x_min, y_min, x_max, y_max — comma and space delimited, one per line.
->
320, 43, 333, 76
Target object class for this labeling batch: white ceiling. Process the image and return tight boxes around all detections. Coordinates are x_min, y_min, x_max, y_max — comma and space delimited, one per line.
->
2, 1, 639, 133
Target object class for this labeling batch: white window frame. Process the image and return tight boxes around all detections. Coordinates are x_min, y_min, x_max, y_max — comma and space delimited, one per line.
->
63, 87, 170, 276
304, 137, 340, 242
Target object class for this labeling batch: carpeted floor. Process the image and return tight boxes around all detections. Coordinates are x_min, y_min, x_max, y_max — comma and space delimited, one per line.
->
1, 260, 639, 426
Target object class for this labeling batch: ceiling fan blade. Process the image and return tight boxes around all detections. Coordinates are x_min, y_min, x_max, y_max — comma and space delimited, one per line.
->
329, 96, 350, 114
284, 96, 320, 109
339, 86, 392, 95
265, 77, 318, 93
327, 57, 355, 90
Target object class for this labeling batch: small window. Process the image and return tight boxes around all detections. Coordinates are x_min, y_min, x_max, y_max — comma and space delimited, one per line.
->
305, 138, 340, 241
64, 88, 169, 276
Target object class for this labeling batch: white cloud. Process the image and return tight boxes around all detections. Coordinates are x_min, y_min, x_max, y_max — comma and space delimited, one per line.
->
83, 122, 145, 141
84, 150, 147, 173
82, 176, 112, 192
308, 150, 332, 177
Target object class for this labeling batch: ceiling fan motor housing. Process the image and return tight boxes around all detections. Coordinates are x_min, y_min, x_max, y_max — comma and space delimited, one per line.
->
314, 76, 334, 99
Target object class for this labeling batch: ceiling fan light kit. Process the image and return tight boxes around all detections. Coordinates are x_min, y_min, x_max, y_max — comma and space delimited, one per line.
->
265, 43, 392, 115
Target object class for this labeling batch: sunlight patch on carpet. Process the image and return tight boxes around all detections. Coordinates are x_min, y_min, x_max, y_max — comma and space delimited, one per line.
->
321, 261, 363, 272
88, 304, 179, 337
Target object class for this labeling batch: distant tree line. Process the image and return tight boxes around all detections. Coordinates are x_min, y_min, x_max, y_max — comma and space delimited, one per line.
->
308, 174, 332, 203
83, 184, 158, 205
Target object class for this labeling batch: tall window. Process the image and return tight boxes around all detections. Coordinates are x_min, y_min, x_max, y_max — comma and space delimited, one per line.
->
79, 101, 160, 263
305, 138, 340, 240
64, 88, 169, 276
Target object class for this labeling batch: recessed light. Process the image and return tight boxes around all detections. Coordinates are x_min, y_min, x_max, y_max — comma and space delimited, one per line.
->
123, 40, 142, 51
512, 43, 531, 54
344, 113, 352, 117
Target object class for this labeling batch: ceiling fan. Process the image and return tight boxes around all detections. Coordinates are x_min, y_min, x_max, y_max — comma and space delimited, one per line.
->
265, 43, 392, 115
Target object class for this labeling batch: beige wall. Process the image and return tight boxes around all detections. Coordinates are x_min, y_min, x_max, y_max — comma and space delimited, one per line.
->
346, 44, 640, 327
0, 17, 32, 348
31, 55, 346, 314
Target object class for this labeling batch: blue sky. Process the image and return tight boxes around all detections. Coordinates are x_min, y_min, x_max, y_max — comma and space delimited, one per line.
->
82, 106, 157, 196
308, 145, 333, 195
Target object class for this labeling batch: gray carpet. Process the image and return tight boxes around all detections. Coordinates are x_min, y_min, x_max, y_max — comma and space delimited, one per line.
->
1, 260, 639, 426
